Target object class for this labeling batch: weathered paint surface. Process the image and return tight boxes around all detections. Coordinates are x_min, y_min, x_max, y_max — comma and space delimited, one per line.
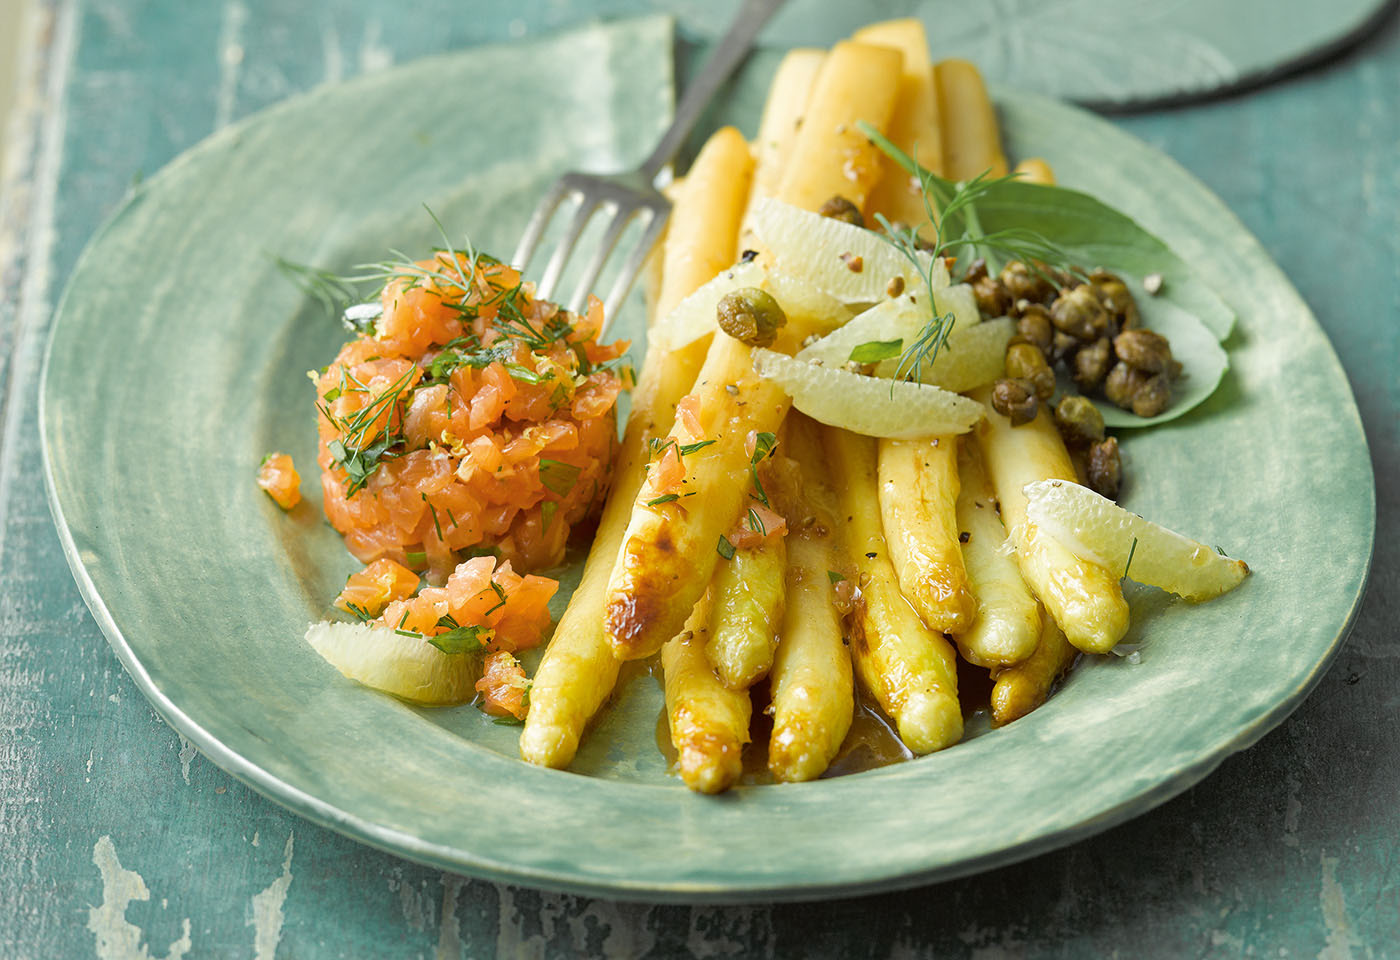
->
1, 0, 1397, 957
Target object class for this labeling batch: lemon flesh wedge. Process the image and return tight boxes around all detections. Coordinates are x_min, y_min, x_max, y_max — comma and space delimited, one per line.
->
762, 269, 854, 336
749, 196, 948, 304
797, 295, 1012, 393
305, 620, 478, 705
656, 258, 767, 349
1023, 479, 1250, 602
752, 348, 983, 438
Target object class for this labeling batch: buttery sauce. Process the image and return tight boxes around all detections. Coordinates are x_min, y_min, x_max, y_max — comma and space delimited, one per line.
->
652, 658, 999, 783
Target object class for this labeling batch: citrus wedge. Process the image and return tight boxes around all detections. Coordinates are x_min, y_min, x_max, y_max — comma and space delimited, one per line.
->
872, 316, 1012, 391
796, 293, 1012, 393
656, 258, 767, 349
749, 196, 948, 303
763, 268, 853, 335
752, 347, 983, 438
305, 620, 479, 705
1023, 479, 1250, 602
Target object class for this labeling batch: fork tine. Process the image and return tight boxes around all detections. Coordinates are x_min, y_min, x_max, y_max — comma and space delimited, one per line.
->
511, 178, 570, 270
565, 206, 639, 314
601, 207, 669, 334
535, 196, 600, 303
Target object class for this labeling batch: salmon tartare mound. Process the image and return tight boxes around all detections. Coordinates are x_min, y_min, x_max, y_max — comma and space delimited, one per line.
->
313, 248, 628, 578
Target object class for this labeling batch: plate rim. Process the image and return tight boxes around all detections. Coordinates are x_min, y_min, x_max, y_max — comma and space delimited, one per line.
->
38, 35, 1379, 903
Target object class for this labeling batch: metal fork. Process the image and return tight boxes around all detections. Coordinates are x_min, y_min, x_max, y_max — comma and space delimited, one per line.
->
512, 0, 786, 329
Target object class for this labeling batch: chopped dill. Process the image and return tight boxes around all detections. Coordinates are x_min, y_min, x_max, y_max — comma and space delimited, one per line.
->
343, 601, 374, 622
747, 507, 766, 536
1123, 536, 1140, 579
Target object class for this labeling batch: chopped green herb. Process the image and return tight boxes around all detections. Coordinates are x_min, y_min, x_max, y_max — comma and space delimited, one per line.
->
539, 459, 581, 497
422, 494, 444, 541
260, 452, 275, 466
343, 601, 374, 622
541, 500, 558, 531
1123, 536, 1140, 579
748, 432, 779, 507
405, 550, 427, 566
848, 339, 904, 364
485, 581, 509, 617
747, 507, 766, 536
716, 535, 736, 561
427, 622, 489, 655
325, 366, 415, 496
827, 570, 845, 585
491, 715, 525, 727
646, 493, 681, 506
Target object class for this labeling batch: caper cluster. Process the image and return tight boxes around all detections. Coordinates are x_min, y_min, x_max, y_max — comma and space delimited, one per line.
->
972, 260, 1180, 421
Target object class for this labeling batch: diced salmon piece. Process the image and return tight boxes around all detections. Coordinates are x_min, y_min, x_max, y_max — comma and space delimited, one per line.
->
257, 453, 301, 509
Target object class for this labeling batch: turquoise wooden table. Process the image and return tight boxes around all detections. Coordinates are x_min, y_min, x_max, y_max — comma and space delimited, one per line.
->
2, 1, 1396, 956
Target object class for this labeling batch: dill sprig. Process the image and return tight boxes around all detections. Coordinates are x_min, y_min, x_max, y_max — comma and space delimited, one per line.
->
274, 256, 359, 316
858, 123, 1085, 384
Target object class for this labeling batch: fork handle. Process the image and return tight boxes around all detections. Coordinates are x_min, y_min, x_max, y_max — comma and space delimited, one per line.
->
638, 0, 788, 181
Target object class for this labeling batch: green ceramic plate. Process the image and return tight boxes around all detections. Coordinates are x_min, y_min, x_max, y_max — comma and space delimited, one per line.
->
41, 20, 1374, 902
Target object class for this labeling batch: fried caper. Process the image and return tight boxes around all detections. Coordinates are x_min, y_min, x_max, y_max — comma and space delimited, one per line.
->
1072, 337, 1113, 392
962, 258, 989, 284
991, 378, 1039, 426
1113, 328, 1174, 374
1016, 305, 1054, 355
1103, 361, 1145, 410
1131, 373, 1173, 418
1050, 330, 1080, 364
716, 287, 787, 348
1087, 437, 1122, 500
818, 194, 864, 227
1102, 362, 1170, 416
1005, 342, 1056, 401
1053, 395, 1105, 448
1050, 284, 1111, 340
1000, 260, 1057, 304
1090, 270, 1140, 332
972, 274, 1010, 318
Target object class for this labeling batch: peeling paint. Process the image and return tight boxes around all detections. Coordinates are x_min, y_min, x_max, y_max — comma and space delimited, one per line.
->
686, 905, 774, 958
436, 875, 464, 960
176, 734, 196, 785
249, 833, 294, 960
1318, 854, 1364, 960
494, 886, 659, 958
87, 836, 193, 960
1284, 772, 1302, 847
390, 868, 430, 932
